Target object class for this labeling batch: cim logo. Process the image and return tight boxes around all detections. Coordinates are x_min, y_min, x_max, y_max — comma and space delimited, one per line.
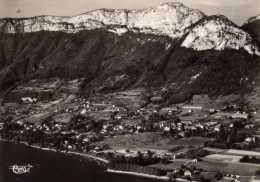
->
9, 164, 33, 174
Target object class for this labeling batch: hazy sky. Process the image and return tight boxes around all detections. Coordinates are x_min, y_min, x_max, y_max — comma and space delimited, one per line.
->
0, 0, 259, 25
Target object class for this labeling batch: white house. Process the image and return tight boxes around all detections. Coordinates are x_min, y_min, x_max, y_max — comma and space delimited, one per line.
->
80, 109, 87, 115
103, 107, 120, 112
161, 107, 178, 113
164, 126, 170, 132
184, 170, 192, 177
229, 113, 248, 119
21, 97, 36, 103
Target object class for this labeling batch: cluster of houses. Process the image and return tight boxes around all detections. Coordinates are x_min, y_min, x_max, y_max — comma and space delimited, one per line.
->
53, 99, 124, 115
3, 94, 260, 147
3, 96, 260, 147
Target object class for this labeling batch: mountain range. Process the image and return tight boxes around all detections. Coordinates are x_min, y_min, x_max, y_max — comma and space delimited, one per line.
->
0, 2, 260, 104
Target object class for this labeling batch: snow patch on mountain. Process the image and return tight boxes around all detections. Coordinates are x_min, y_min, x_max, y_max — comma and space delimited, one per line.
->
107, 27, 128, 35
165, 43, 171, 50
189, 72, 202, 84
181, 15, 260, 55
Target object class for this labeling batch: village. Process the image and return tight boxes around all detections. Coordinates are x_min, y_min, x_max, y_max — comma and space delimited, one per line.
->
2, 79, 260, 181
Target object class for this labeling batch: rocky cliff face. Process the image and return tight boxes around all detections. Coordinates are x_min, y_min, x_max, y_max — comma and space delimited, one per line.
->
0, 3, 260, 103
182, 15, 260, 55
0, 2, 205, 38
0, 2, 259, 56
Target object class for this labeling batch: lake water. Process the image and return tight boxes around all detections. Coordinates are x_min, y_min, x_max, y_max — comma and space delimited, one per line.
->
0, 141, 161, 182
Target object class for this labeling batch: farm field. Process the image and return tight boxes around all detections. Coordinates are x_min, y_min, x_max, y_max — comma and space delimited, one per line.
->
148, 156, 260, 177
204, 148, 227, 153
167, 137, 210, 147
205, 154, 243, 162
190, 94, 241, 109
150, 160, 188, 170
99, 133, 209, 151
224, 149, 260, 157
187, 160, 260, 176
96, 89, 147, 111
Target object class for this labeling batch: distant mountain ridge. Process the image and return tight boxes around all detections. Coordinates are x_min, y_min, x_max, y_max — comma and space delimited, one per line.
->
0, 2, 260, 104
0, 2, 205, 38
0, 2, 259, 55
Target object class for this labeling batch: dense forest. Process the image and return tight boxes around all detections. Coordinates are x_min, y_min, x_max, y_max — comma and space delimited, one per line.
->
0, 30, 260, 104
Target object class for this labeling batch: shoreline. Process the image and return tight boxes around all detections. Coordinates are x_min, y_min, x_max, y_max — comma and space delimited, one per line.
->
107, 169, 170, 181
0, 139, 109, 164
1, 140, 169, 180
